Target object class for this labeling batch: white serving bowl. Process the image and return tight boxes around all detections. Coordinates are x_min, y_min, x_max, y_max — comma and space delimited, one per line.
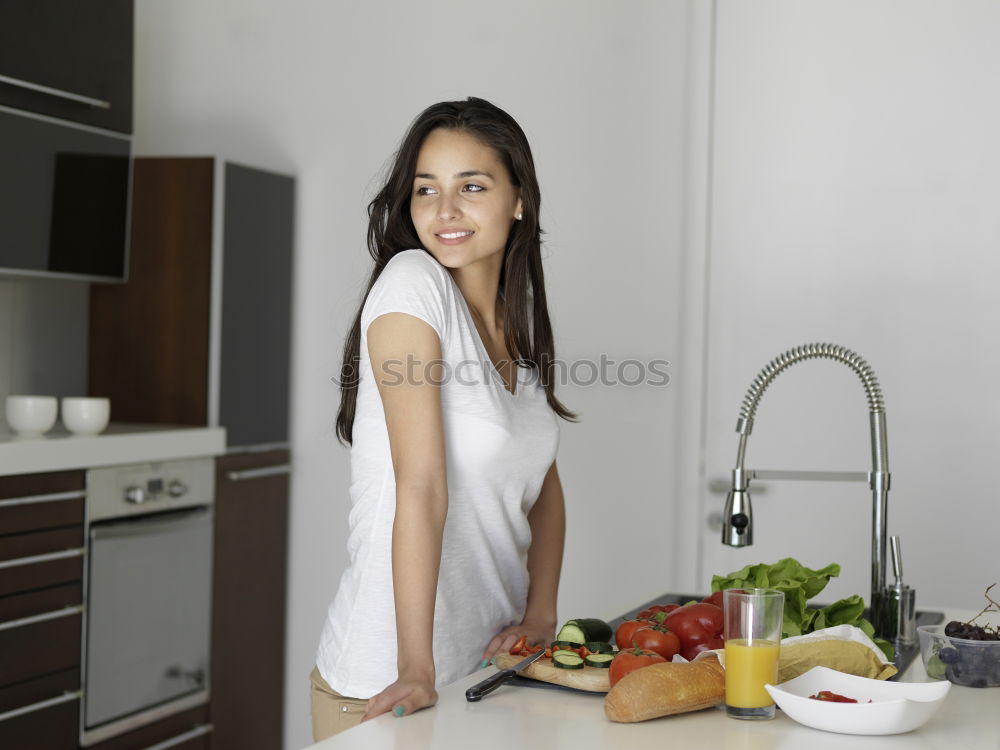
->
765, 665, 950, 735
60, 397, 110, 436
5, 395, 58, 437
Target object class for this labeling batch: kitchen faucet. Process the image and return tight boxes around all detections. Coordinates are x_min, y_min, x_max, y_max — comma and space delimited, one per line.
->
720, 343, 893, 640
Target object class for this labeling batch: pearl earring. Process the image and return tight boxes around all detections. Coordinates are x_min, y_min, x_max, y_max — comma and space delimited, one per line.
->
515, 212, 523, 220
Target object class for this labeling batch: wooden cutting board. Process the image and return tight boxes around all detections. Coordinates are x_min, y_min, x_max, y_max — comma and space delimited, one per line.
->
495, 653, 611, 692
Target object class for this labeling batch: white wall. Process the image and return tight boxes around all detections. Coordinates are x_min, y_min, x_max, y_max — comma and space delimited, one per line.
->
0, 278, 89, 414
133, 3, 695, 748
683, 0, 1000, 610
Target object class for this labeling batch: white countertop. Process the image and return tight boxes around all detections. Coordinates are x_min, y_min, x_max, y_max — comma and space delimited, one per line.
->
305, 608, 998, 750
0, 423, 226, 475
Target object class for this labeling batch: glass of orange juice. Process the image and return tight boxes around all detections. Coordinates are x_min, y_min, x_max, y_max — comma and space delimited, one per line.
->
723, 588, 784, 720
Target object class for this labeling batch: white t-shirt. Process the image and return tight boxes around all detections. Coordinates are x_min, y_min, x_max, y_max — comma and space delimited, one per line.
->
316, 249, 561, 698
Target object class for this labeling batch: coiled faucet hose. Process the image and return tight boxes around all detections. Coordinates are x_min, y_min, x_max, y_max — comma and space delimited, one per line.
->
738, 343, 885, 432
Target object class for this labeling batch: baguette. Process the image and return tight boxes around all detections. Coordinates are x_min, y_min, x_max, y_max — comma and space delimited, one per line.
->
604, 655, 725, 723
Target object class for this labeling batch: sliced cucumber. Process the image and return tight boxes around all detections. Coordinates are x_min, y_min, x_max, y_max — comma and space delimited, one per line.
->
556, 617, 614, 646
550, 640, 578, 649
551, 649, 580, 661
557, 618, 613, 644
553, 652, 585, 670
584, 653, 614, 668
584, 641, 614, 654
555, 623, 587, 644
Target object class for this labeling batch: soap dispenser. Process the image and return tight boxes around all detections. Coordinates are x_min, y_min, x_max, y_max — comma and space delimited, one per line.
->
886, 535, 916, 645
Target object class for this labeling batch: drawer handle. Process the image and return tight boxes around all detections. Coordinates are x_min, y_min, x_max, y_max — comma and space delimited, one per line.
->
142, 723, 213, 750
226, 464, 291, 482
0, 547, 85, 571
0, 73, 111, 109
0, 604, 83, 632
0, 489, 85, 509
0, 690, 81, 724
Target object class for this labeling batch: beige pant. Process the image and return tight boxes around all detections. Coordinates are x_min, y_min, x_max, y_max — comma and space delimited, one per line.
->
310, 666, 369, 741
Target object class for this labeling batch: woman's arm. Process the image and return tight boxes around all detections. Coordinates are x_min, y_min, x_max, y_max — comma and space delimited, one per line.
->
482, 460, 566, 661
362, 312, 448, 721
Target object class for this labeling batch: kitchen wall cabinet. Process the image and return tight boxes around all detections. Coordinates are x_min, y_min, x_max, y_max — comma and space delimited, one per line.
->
88, 157, 295, 450
210, 450, 290, 750
0, 0, 134, 133
0, 469, 84, 750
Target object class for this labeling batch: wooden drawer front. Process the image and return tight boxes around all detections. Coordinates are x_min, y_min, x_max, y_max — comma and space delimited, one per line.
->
0, 471, 84, 501
0, 583, 82, 623
0, 527, 83, 563
0, 613, 81, 687
86, 705, 210, 750
0, 556, 83, 597
0, 667, 78, 714
0, 496, 84, 536
0, 691, 78, 750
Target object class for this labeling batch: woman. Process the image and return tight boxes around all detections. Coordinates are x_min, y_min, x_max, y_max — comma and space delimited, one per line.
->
311, 97, 577, 740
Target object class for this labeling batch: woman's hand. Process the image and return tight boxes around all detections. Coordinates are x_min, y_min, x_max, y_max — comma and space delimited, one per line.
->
481, 618, 557, 665
361, 674, 438, 722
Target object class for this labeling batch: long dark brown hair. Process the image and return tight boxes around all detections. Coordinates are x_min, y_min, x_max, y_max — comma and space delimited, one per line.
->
335, 97, 578, 446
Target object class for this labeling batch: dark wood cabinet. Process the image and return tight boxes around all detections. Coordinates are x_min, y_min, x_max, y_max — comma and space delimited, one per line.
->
0, 0, 134, 133
82, 705, 211, 750
88, 157, 295, 450
0, 470, 85, 750
210, 450, 290, 750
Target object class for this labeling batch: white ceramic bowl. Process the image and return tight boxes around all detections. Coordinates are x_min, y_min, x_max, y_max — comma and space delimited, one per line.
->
5, 395, 58, 437
60, 397, 110, 436
765, 665, 950, 735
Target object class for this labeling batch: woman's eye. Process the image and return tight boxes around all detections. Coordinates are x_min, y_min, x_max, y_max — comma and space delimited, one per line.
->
415, 185, 437, 196
463, 184, 485, 193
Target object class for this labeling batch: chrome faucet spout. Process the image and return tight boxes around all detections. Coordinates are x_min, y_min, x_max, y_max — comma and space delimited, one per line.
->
721, 343, 893, 640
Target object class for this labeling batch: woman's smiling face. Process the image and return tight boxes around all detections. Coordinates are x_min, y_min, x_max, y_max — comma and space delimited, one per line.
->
410, 128, 523, 271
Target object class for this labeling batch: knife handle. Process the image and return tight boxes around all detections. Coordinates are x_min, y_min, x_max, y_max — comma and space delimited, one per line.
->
465, 669, 515, 702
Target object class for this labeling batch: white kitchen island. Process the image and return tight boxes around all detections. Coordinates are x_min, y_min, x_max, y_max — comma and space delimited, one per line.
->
304, 609, 999, 750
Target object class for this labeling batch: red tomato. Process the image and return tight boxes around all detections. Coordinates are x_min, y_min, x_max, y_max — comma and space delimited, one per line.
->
614, 619, 652, 650
649, 606, 681, 625
638, 603, 681, 620
631, 626, 681, 661
608, 648, 667, 687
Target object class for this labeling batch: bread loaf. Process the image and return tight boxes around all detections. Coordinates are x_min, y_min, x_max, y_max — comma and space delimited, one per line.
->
604, 655, 725, 723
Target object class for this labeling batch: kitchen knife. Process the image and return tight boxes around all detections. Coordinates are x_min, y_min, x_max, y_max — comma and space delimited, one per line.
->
465, 649, 545, 702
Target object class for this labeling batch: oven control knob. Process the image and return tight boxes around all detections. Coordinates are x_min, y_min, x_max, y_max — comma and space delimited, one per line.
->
124, 486, 147, 504
168, 480, 188, 498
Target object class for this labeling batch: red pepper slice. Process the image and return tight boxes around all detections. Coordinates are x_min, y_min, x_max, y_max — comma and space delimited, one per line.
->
510, 635, 527, 654
809, 690, 858, 703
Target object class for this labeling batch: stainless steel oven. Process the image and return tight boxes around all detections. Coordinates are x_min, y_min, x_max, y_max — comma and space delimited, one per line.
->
81, 458, 214, 747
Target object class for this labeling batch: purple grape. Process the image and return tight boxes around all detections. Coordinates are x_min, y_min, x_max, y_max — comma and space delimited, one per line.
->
939, 646, 960, 664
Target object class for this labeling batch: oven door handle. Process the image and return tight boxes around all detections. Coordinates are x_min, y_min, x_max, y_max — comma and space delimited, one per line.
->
89, 506, 212, 542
